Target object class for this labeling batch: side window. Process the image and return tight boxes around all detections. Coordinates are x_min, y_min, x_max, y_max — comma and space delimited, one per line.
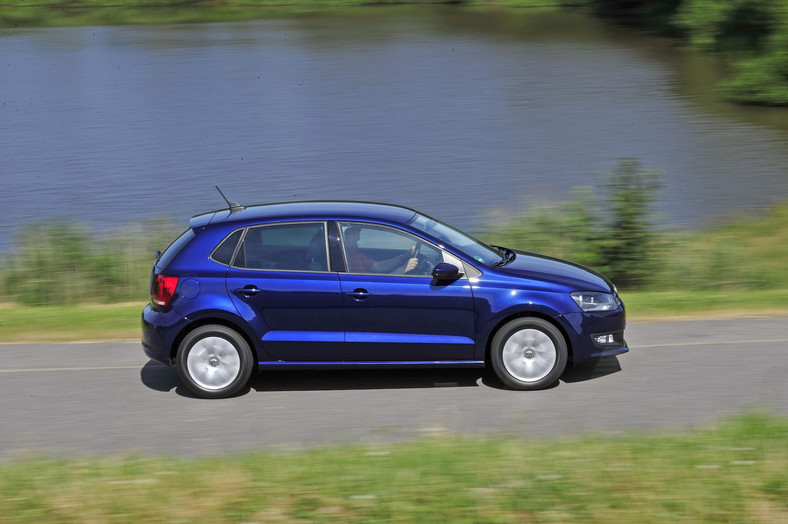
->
211, 229, 243, 266
442, 251, 465, 270
339, 223, 440, 276
236, 222, 327, 272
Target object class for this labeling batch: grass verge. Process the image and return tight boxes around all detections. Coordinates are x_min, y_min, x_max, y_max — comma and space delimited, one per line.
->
619, 289, 788, 322
0, 1, 567, 29
0, 413, 785, 522
1, 290, 787, 343
0, 303, 143, 343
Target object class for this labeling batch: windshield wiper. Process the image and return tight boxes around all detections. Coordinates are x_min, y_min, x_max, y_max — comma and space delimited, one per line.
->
492, 247, 516, 267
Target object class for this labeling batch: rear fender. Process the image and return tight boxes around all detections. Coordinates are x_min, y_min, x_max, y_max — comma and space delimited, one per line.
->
170, 309, 272, 364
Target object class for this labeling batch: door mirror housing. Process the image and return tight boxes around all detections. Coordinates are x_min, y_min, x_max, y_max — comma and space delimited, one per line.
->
432, 262, 460, 281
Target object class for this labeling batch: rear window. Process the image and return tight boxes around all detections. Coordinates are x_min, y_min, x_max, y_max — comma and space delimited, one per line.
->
156, 229, 195, 269
236, 222, 327, 272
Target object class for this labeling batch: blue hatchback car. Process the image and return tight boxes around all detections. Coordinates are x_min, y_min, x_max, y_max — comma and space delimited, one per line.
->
142, 200, 628, 398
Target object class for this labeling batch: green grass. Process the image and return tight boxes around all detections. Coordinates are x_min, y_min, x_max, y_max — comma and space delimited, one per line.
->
2, 290, 787, 343
0, 413, 785, 522
619, 289, 788, 321
0, 303, 143, 342
654, 203, 788, 291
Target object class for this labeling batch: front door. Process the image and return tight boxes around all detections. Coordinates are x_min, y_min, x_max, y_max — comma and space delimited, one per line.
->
337, 222, 476, 362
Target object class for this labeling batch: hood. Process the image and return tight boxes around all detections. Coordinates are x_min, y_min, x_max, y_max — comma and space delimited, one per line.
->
495, 250, 613, 293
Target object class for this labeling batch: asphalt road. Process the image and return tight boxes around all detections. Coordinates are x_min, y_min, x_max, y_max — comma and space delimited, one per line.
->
1, 317, 787, 459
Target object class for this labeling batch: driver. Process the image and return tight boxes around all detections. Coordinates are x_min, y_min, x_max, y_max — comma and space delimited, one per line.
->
344, 227, 419, 274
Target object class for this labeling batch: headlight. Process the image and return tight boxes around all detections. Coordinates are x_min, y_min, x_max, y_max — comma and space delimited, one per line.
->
571, 291, 617, 312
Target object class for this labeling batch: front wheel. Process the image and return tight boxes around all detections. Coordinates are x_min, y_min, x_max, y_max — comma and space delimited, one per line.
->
491, 317, 567, 390
176, 325, 253, 399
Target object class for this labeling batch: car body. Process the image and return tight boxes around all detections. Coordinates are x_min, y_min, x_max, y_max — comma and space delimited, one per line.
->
142, 200, 628, 398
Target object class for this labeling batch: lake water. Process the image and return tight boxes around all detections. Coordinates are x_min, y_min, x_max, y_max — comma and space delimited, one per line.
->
1, 7, 787, 252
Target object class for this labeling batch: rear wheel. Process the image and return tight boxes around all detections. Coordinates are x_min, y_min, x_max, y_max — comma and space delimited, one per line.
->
176, 325, 253, 399
491, 317, 567, 390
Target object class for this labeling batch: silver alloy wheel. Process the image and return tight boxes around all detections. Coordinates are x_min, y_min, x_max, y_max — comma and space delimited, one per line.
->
186, 336, 242, 391
501, 328, 557, 383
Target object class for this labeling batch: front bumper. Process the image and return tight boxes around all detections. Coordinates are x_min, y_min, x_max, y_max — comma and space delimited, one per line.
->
560, 310, 628, 364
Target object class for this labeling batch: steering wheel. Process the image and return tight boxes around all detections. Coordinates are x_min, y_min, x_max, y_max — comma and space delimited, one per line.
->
411, 243, 435, 276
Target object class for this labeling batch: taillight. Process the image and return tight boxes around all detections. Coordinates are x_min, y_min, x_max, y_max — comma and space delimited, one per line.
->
152, 275, 179, 307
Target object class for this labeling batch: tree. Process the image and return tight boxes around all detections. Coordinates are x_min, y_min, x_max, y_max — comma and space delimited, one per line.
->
596, 159, 662, 289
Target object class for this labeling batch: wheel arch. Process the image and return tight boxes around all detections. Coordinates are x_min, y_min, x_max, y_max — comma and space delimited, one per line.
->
170, 312, 262, 366
484, 311, 574, 366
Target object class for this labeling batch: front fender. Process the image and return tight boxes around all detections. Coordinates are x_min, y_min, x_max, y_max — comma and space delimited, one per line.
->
471, 285, 574, 359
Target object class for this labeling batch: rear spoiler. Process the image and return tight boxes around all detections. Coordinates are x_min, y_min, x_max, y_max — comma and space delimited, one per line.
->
188, 187, 246, 232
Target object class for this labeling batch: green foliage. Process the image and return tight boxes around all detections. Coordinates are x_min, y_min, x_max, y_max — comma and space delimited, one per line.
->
719, 28, 788, 104
485, 159, 662, 289
3, 166, 788, 305
1, 219, 179, 306
593, 0, 684, 27
486, 160, 788, 291
486, 187, 602, 269
674, 0, 781, 52
0, 1, 568, 30
597, 159, 662, 288
588, 0, 788, 105
663, 0, 788, 105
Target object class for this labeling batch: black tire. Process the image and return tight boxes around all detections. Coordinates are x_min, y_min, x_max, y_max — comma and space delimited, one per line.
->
176, 324, 254, 399
490, 317, 568, 390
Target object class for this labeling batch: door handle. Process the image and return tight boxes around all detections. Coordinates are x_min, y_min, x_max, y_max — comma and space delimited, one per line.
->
346, 288, 370, 301
234, 285, 262, 297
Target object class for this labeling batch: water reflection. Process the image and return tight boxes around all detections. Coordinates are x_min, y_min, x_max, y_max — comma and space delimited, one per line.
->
0, 8, 786, 252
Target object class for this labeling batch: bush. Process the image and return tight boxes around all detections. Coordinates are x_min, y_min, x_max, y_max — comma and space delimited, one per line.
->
1, 219, 179, 306
719, 28, 788, 105
484, 160, 788, 291
675, 0, 788, 105
589, 0, 788, 106
484, 159, 663, 289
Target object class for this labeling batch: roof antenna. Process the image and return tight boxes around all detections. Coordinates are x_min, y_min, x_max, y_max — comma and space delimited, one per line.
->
215, 186, 245, 214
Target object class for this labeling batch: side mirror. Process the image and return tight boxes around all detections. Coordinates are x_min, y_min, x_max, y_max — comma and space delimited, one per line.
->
154, 250, 162, 260
432, 262, 460, 281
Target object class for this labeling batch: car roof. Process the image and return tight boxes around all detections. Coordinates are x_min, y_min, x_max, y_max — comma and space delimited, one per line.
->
190, 201, 419, 230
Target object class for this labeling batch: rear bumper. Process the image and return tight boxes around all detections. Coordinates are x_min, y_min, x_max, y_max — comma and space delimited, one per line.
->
141, 304, 188, 366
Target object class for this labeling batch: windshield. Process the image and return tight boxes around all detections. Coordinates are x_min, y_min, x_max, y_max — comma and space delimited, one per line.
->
408, 213, 502, 266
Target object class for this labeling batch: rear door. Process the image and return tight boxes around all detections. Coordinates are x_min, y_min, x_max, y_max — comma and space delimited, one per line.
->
226, 221, 344, 361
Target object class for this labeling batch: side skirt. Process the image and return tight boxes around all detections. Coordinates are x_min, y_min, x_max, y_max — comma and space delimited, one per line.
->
258, 360, 485, 370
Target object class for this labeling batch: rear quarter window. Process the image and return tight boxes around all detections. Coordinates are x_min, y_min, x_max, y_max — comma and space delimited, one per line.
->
157, 229, 195, 269
211, 229, 244, 266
